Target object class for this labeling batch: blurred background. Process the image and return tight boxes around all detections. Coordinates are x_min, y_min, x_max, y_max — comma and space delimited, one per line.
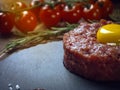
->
0, 0, 119, 3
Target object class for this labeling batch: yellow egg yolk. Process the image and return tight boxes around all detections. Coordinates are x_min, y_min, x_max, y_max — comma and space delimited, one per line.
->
97, 24, 120, 44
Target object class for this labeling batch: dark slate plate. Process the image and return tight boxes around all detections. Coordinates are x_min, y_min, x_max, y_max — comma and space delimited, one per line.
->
0, 41, 120, 90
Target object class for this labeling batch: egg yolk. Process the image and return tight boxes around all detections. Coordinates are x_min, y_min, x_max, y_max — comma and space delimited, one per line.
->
97, 24, 120, 44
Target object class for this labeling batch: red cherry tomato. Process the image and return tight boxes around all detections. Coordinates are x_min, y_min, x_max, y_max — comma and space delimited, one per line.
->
83, 3, 102, 21
30, 0, 44, 20
11, 1, 27, 11
15, 11, 37, 33
97, 0, 114, 18
54, 2, 66, 11
0, 12, 15, 36
39, 5, 61, 28
61, 3, 83, 23
89, 0, 98, 4
54, 2, 66, 22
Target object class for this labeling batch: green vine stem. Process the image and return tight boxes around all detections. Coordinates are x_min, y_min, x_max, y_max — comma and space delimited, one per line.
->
0, 23, 78, 58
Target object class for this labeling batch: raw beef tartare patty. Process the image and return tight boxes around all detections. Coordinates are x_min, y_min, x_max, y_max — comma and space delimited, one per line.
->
63, 20, 120, 81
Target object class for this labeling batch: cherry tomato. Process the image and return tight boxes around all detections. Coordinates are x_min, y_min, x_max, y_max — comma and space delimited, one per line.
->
97, 0, 114, 18
61, 3, 83, 23
39, 5, 61, 28
89, 0, 98, 4
54, 2, 66, 21
83, 3, 102, 21
15, 11, 37, 33
0, 12, 14, 36
10, 1, 27, 11
30, 0, 44, 20
54, 2, 66, 11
